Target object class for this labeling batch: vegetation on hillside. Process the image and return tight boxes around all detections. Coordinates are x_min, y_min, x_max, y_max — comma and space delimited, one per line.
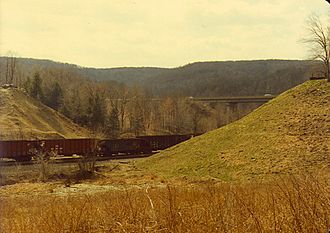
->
142, 60, 315, 97
0, 57, 322, 138
137, 80, 330, 181
0, 87, 90, 140
1, 65, 218, 137
0, 57, 319, 96
0, 6, 329, 233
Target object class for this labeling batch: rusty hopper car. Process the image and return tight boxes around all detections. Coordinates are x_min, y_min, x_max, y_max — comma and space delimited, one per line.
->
41, 138, 97, 156
0, 135, 198, 161
137, 134, 194, 151
0, 138, 97, 161
99, 138, 152, 156
0, 140, 35, 161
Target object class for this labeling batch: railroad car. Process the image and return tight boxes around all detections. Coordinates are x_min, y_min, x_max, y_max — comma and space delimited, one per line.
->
0, 140, 35, 161
41, 138, 97, 156
0, 138, 97, 161
137, 134, 194, 151
0, 134, 198, 161
99, 138, 152, 156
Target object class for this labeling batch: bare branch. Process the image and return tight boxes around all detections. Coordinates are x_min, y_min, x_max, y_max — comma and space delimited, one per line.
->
302, 14, 330, 81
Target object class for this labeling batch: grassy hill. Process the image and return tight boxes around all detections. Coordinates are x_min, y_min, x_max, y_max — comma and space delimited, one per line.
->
136, 80, 330, 181
0, 87, 90, 140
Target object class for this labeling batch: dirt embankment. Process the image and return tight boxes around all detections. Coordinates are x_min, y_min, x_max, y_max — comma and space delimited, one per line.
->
0, 87, 90, 140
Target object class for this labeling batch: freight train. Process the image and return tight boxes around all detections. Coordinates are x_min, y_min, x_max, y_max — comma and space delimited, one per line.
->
0, 135, 197, 161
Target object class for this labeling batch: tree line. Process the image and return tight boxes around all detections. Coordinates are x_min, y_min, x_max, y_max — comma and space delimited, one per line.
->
20, 68, 215, 138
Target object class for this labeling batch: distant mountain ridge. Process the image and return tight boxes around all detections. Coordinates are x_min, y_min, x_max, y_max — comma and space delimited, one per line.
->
0, 57, 319, 96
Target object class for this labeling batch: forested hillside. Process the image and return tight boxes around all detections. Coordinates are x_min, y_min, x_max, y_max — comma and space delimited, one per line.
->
0, 57, 321, 138
143, 60, 314, 96
0, 57, 319, 96
78, 60, 315, 96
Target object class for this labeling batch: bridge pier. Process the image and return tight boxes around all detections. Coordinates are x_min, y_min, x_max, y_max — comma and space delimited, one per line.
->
225, 102, 239, 124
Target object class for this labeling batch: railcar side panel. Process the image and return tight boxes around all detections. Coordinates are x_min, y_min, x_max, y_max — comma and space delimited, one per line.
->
100, 138, 152, 156
43, 139, 96, 156
137, 135, 194, 151
0, 140, 33, 160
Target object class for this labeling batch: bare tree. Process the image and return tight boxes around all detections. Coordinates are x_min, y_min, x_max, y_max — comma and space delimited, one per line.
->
0, 61, 3, 84
302, 15, 330, 82
107, 84, 130, 131
5, 57, 9, 83
9, 56, 17, 84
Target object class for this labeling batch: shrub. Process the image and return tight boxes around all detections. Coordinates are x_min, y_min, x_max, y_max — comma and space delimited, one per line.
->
0, 174, 329, 232
29, 141, 58, 182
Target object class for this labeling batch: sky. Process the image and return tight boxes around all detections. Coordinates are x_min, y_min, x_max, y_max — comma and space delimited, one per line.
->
0, 0, 329, 68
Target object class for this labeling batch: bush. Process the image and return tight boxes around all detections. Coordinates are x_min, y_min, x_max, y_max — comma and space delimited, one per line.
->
29, 141, 58, 182
75, 145, 100, 180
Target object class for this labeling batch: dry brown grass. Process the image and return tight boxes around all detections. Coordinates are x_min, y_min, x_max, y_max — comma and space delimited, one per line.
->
0, 174, 329, 233
0, 87, 90, 140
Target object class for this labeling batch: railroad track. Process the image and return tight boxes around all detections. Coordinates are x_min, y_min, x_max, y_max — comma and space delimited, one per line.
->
0, 152, 156, 167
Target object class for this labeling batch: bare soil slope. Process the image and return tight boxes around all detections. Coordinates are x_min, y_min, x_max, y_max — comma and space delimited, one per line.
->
137, 80, 330, 181
0, 87, 90, 139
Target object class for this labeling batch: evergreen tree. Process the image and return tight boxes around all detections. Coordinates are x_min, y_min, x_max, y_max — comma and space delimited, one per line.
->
130, 109, 145, 136
67, 90, 88, 125
45, 82, 63, 110
60, 104, 71, 119
106, 107, 120, 138
30, 72, 44, 101
22, 76, 31, 93
87, 92, 107, 129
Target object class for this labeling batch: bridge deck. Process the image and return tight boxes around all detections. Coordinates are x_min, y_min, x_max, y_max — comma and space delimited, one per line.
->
108, 96, 276, 104
190, 96, 275, 103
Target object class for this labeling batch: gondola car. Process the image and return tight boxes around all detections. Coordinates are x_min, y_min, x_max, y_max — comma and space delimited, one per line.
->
99, 138, 152, 156
0, 134, 198, 161
0, 138, 97, 161
40, 138, 97, 156
137, 134, 194, 151
0, 140, 34, 161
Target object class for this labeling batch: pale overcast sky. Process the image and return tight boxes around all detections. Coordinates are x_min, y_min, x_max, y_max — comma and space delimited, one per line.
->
0, 0, 329, 68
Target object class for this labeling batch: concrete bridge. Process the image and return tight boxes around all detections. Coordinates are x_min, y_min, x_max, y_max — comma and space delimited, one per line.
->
189, 96, 275, 104
108, 95, 276, 127
189, 95, 276, 126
